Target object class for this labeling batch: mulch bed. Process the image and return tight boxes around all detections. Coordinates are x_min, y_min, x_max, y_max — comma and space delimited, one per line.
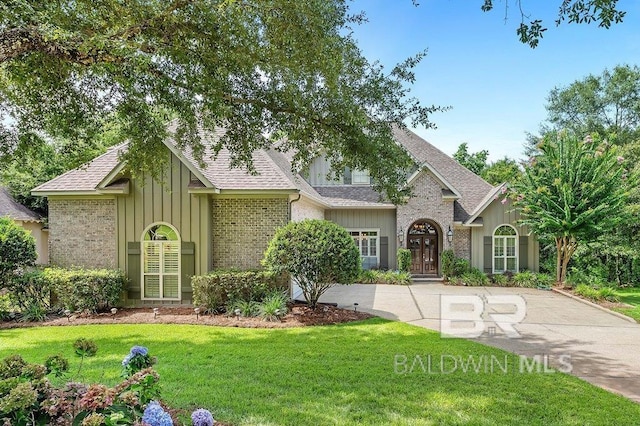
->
0, 303, 372, 329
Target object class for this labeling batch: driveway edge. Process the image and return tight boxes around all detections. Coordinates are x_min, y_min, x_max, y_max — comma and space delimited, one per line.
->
552, 288, 637, 324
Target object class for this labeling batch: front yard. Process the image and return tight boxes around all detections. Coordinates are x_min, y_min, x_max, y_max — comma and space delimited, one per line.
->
2, 320, 640, 425
612, 287, 640, 322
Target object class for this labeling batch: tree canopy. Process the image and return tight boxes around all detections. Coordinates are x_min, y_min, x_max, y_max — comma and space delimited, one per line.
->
0, 0, 448, 204
480, 0, 626, 48
512, 131, 633, 283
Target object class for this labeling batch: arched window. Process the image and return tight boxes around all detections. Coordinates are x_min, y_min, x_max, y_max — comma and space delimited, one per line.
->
493, 225, 518, 273
142, 223, 181, 300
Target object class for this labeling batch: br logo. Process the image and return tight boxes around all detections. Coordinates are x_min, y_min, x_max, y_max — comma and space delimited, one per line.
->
440, 295, 526, 338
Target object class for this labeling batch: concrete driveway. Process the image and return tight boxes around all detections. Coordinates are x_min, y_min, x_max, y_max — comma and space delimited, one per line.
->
320, 283, 640, 403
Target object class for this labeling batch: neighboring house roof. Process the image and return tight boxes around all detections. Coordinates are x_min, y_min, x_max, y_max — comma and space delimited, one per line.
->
0, 187, 41, 222
393, 126, 495, 222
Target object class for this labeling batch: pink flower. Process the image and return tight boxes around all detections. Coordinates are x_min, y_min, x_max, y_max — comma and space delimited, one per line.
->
501, 186, 507, 194
617, 156, 624, 164
501, 198, 507, 205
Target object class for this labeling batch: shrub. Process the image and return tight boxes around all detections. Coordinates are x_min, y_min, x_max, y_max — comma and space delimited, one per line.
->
574, 284, 601, 301
258, 291, 289, 322
358, 270, 411, 285
227, 299, 261, 317
192, 269, 288, 313
122, 346, 156, 378
44, 267, 125, 313
459, 268, 489, 286
490, 273, 509, 286
441, 249, 455, 279
0, 217, 36, 282
262, 219, 361, 308
397, 248, 412, 273
513, 270, 538, 288
4, 269, 51, 315
452, 258, 471, 277
598, 286, 620, 302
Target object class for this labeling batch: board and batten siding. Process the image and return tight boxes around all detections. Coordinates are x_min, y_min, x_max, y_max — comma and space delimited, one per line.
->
470, 199, 539, 273
306, 155, 342, 186
115, 151, 211, 304
325, 209, 397, 269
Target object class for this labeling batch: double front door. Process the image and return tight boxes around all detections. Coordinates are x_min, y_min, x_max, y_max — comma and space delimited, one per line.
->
409, 235, 438, 275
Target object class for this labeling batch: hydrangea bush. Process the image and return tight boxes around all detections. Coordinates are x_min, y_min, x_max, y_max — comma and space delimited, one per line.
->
0, 345, 216, 425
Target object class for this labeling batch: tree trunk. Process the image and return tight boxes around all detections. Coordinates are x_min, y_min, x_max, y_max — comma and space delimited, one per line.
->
555, 236, 577, 286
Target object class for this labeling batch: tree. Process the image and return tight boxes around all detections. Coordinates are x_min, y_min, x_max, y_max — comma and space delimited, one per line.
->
482, 157, 522, 185
512, 131, 633, 284
546, 65, 640, 145
0, 1, 445, 205
0, 216, 36, 282
480, 1, 626, 48
262, 219, 361, 309
453, 143, 488, 176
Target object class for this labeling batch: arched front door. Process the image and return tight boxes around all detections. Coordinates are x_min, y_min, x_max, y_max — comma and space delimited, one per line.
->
408, 221, 439, 275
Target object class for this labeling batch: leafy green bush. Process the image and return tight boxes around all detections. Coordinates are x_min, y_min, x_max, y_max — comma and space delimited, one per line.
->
44, 267, 125, 313
441, 249, 455, 279
490, 273, 509, 286
358, 269, 411, 285
227, 299, 261, 317
259, 291, 289, 322
0, 217, 36, 282
574, 284, 601, 301
597, 287, 620, 302
3, 269, 51, 320
397, 248, 412, 273
513, 270, 539, 288
459, 268, 489, 286
192, 269, 288, 313
263, 219, 361, 308
452, 258, 471, 277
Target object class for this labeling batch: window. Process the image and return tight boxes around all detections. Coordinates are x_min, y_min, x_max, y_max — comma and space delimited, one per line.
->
349, 230, 379, 269
493, 225, 518, 273
351, 169, 370, 185
142, 223, 181, 300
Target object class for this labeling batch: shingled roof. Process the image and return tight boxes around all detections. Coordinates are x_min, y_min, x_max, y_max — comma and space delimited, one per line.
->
393, 127, 495, 222
0, 187, 41, 222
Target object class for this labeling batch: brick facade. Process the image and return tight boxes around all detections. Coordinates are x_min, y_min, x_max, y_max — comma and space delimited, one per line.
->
48, 199, 117, 268
453, 227, 471, 260
397, 172, 455, 251
211, 197, 289, 269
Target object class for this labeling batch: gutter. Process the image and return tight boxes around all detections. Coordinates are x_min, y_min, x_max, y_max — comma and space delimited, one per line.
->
288, 192, 302, 221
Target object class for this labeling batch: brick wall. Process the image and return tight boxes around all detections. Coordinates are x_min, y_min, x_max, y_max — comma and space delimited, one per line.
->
48, 199, 117, 268
291, 197, 325, 221
397, 172, 455, 252
453, 228, 471, 260
211, 198, 289, 269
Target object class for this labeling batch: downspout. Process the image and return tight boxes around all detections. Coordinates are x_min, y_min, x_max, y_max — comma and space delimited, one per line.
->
288, 192, 301, 221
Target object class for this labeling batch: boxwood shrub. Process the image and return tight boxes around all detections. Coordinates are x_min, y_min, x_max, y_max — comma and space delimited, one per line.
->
44, 267, 126, 313
191, 269, 289, 313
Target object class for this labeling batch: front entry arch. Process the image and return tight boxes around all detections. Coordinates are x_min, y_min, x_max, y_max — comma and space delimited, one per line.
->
407, 220, 440, 275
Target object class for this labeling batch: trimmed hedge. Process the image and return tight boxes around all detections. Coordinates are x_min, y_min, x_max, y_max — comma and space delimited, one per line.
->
44, 267, 126, 313
191, 269, 289, 313
397, 249, 412, 273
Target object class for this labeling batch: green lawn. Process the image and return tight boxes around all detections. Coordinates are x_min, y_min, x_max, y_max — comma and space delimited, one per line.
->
613, 287, 640, 322
1, 319, 639, 425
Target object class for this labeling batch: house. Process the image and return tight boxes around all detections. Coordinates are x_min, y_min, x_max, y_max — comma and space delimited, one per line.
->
0, 186, 49, 264
32, 127, 538, 305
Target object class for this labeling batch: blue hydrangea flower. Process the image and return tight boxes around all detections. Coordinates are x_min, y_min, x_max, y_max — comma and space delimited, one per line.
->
121, 353, 133, 367
142, 401, 173, 426
130, 345, 149, 356
191, 408, 214, 426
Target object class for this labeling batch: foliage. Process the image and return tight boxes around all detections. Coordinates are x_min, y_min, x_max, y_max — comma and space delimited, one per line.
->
191, 269, 288, 313
512, 131, 634, 284
358, 269, 411, 285
44, 354, 69, 378
74, 338, 98, 358
43, 267, 126, 313
480, 0, 626, 48
227, 299, 261, 318
546, 65, 640, 145
453, 142, 488, 175
457, 268, 490, 286
142, 401, 173, 426
0, 1, 449, 204
263, 219, 361, 309
258, 291, 289, 322
441, 249, 455, 280
122, 346, 156, 378
490, 273, 510, 286
574, 284, 620, 302
397, 248, 412, 273
482, 157, 522, 185
0, 216, 36, 281
3, 268, 51, 316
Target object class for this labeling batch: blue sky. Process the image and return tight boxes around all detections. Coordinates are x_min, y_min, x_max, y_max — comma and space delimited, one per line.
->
348, 0, 640, 161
